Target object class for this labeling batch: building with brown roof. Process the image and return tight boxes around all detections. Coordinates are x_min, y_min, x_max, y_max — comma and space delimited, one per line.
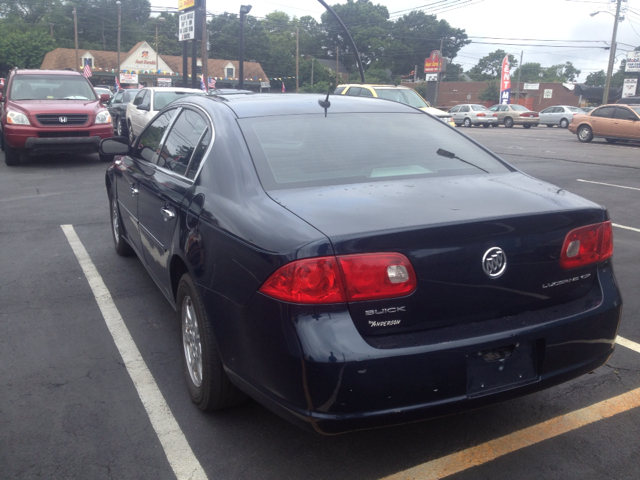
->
40, 42, 270, 91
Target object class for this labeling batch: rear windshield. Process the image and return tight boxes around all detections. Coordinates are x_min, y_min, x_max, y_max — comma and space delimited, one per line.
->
567, 106, 583, 113
510, 105, 529, 111
373, 88, 428, 108
10, 74, 96, 101
471, 105, 487, 111
153, 90, 204, 110
240, 113, 511, 190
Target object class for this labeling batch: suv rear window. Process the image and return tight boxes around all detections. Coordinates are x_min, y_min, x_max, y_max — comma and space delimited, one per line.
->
10, 75, 96, 101
240, 113, 511, 190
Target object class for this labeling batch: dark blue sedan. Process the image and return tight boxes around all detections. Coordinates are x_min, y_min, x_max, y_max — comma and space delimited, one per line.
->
101, 93, 622, 434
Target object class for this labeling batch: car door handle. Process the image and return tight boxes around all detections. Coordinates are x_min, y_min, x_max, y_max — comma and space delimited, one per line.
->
161, 206, 175, 221
131, 185, 139, 196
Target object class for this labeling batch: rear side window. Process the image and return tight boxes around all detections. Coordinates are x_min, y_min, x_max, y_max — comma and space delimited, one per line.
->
135, 109, 177, 163
334, 87, 346, 94
346, 87, 362, 96
240, 113, 511, 190
359, 88, 374, 97
157, 109, 208, 176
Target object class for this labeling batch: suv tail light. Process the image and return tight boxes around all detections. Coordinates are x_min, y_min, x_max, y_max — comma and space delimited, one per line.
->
259, 253, 416, 304
560, 221, 613, 269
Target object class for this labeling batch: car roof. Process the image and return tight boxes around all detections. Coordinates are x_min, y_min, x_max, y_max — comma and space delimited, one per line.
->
181, 93, 421, 119
14, 69, 82, 76
144, 87, 204, 93
339, 84, 409, 89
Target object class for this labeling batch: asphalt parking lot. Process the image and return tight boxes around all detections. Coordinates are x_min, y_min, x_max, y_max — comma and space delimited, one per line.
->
1, 125, 639, 479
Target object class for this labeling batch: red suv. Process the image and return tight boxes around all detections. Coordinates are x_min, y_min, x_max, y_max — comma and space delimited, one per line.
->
0, 69, 114, 166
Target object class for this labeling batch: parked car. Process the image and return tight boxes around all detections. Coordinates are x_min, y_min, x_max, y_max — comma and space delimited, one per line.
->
569, 104, 640, 143
95, 84, 115, 93
94, 87, 113, 101
101, 93, 621, 434
125, 87, 205, 141
488, 104, 539, 128
335, 84, 455, 126
581, 106, 596, 113
538, 105, 584, 128
107, 88, 139, 137
207, 88, 253, 96
449, 104, 498, 127
616, 96, 640, 105
0, 68, 114, 166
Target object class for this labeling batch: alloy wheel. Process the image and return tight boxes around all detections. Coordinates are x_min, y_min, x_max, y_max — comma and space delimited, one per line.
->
111, 195, 120, 243
182, 296, 203, 387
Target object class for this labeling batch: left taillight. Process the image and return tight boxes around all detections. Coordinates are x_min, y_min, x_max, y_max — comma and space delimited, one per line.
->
259, 253, 417, 304
560, 221, 613, 269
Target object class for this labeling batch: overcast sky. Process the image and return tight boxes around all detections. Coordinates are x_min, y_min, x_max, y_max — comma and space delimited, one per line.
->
154, 0, 640, 81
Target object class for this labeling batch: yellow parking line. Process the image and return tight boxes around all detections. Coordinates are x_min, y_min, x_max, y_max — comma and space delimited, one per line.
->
382, 336, 640, 480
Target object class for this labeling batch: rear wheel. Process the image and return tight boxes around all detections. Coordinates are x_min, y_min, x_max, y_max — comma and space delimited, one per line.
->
491, 123, 498, 127
116, 116, 128, 137
559, 118, 569, 128
463, 118, 472, 127
110, 187, 134, 256
546, 124, 554, 128
577, 125, 593, 143
523, 124, 532, 129
4, 134, 20, 166
128, 121, 135, 144
504, 117, 514, 128
482, 123, 490, 128
177, 274, 247, 412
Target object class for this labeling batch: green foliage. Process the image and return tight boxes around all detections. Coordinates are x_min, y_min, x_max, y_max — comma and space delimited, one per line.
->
468, 50, 518, 81
0, 26, 56, 74
413, 82, 429, 99
540, 62, 581, 82
585, 70, 606, 86
477, 80, 499, 103
347, 67, 400, 85
443, 62, 464, 82
511, 63, 543, 83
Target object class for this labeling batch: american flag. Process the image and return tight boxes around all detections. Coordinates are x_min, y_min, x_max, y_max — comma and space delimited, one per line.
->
138, 83, 144, 88
114, 77, 121, 91
208, 77, 216, 89
83, 59, 92, 78
282, 81, 285, 93
199, 76, 207, 92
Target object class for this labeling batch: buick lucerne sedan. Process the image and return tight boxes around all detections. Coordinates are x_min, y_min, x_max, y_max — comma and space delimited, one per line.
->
102, 94, 622, 434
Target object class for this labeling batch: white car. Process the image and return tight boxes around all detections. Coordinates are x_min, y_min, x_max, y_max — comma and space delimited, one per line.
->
539, 105, 584, 128
126, 87, 205, 140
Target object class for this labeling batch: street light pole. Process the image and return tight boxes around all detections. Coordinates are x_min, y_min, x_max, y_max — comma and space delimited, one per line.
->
116, 1, 121, 86
296, 27, 299, 93
603, 0, 623, 104
239, 5, 252, 89
73, 7, 79, 71
155, 17, 165, 86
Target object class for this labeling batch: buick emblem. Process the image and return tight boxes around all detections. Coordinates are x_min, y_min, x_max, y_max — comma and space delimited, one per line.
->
59, 116, 67, 123
482, 247, 507, 278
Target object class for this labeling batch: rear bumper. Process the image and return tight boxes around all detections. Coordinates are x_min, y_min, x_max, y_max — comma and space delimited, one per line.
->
4, 124, 113, 155
515, 117, 540, 125
216, 263, 622, 434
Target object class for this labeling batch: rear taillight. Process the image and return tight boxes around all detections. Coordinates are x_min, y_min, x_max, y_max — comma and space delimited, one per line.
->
560, 221, 613, 269
259, 253, 416, 304
492, 113, 498, 117
476, 113, 486, 117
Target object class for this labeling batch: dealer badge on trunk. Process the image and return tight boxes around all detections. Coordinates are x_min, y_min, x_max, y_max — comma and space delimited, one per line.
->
482, 247, 507, 279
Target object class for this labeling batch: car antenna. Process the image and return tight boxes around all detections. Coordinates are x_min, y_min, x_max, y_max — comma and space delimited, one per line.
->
318, 82, 334, 117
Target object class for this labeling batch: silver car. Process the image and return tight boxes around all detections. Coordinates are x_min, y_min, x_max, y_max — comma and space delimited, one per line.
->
539, 105, 584, 128
449, 104, 498, 127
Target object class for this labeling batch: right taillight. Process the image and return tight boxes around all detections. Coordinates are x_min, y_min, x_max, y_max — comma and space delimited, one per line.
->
259, 253, 416, 304
560, 221, 613, 269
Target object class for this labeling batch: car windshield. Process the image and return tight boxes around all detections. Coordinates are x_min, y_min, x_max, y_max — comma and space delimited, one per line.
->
95, 88, 112, 96
471, 105, 487, 111
153, 90, 204, 110
123, 90, 139, 102
373, 88, 428, 108
510, 105, 529, 111
10, 75, 96, 100
240, 112, 511, 190
630, 107, 640, 116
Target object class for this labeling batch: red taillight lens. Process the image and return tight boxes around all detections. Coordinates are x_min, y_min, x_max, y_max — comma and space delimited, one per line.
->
337, 253, 416, 301
560, 221, 613, 269
476, 113, 486, 117
492, 113, 498, 117
259, 253, 417, 304
259, 256, 346, 304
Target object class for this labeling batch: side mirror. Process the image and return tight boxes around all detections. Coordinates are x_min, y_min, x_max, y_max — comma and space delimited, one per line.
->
100, 137, 131, 155
99, 93, 111, 103
137, 104, 150, 112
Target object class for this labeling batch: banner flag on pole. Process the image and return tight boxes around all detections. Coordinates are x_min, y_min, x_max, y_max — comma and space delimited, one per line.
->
500, 55, 511, 104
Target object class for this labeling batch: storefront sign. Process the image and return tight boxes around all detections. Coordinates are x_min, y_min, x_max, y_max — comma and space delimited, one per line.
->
626, 51, 640, 73
120, 73, 139, 84
424, 51, 443, 74
158, 78, 173, 87
178, 0, 195, 11
179, 11, 196, 41
543, 89, 553, 99
623, 78, 638, 97
425, 74, 438, 82
523, 83, 539, 90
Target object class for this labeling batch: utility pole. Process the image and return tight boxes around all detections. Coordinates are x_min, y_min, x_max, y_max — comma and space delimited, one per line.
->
239, 5, 252, 89
202, 0, 208, 91
73, 7, 79, 71
116, 1, 121, 85
296, 27, 299, 93
603, 0, 623, 104
434, 37, 444, 107
311, 58, 314, 86
336, 47, 339, 84
414, 64, 417, 82
515, 50, 523, 104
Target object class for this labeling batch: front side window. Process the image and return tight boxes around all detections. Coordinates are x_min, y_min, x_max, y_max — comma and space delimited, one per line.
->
123, 89, 139, 103
449, 106, 460, 113
157, 109, 208, 176
346, 87, 362, 96
240, 112, 512, 190
10, 74, 97, 101
498, 105, 508, 112
614, 107, 637, 120
592, 106, 615, 118
112, 91, 124, 104
459, 106, 470, 112
359, 88, 374, 97
133, 90, 146, 106
134, 109, 178, 163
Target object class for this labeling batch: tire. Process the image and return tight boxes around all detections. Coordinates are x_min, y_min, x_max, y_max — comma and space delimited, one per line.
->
523, 124, 532, 129
0, 131, 4, 152
504, 117, 514, 128
491, 123, 498, 127
177, 273, 247, 412
482, 123, 490, 128
128, 121, 135, 144
4, 134, 20, 166
116, 116, 128, 137
605, 138, 618, 144
546, 124, 554, 128
463, 118, 472, 127
559, 118, 569, 128
109, 187, 134, 256
577, 125, 593, 143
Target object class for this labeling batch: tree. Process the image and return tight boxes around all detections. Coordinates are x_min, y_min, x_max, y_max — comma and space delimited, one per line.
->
585, 70, 606, 86
511, 62, 543, 83
541, 62, 580, 82
468, 50, 518, 81
477, 80, 499, 103
442, 62, 464, 82
0, 27, 56, 74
